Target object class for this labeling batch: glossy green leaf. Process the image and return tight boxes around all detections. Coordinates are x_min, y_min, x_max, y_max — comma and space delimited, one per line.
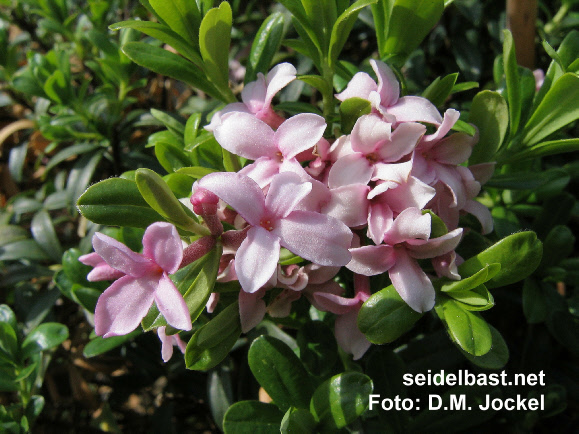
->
502, 30, 521, 137
485, 168, 569, 190
83, 329, 141, 358
155, 142, 191, 173
541, 225, 575, 270
122, 42, 222, 100
0, 322, 17, 359
358, 284, 423, 344
458, 231, 542, 289
142, 246, 221, 330
439, 264, 501, 293
30, 210, 63, 262
298, 74, 331, 95
0, 305, 17, 331
184, 113, 202, 147
329, 0, 377, 66
422, 73, 458, 107
448, 284, 494, 311
148, 0, 201, 47
223, 401, 284, 434
245, 12, 285, 83
280, 408, 317, 434
25, 395, 45, 425
436, 297, 492, 356
310, 372, 373, 430
503, 138, 579, 163
112, 19, 202, 65
66, 150, 104, 206
522, 73, 579, 146
164, 172, 194, 198
176, 166, 218, 178
185, 301, 241, 371
77, 178, 164, 228
522, 278, 548, 324
45, 142, 101, 173
0, 239, 52, 262
340, 97, 372, 134
460, 325, 509, 369
135, 168, 208, 234
297, 321, 338, 378
71, 285, 101, 313
208, 358, 234, 432
248, 336, 313, 412
150, 108, 185, 137
14, 363, 37, 382
383, 0, 444, 66
532, 193, 574, 239
199, 2, 234, 100
371, 0, 396, 58
468, 91, 508, 164
491, 206, 520, 239
21, 323, 69, 359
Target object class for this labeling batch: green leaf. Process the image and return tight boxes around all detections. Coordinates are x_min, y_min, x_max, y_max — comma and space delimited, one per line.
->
148, 0, 201, 47
122, 42, 222, 101
522, 73, 579, 146
184, 113, 202, 147
0, 225, 28, 247
0, 239, 52, 262
310, 372, 373, 430
438, 264, 501, 293
155, 142, 191, 173
422, 73, 458, 107
435, 297, 491, 356
485, 168, 569, 190
460, 325, 509, 369
541, 225, 575, 270
30, 210, 63, 262
71, 285, 101, 313
21, 323, 69, 359
447, 284, 494, 311
199, 2, 234, 100
502, 30, 521, 137
25, 395, 45, 425
383, 0, 444, 67
14, 363, 37, 382
298, 74, 332, 95
176, 166, 218, 178
112, 19, 191, 58
77, 178, 165, 229
522, 278, 548, 324
458, 231, 542, 289
468, 91, 508, 164
83, 329, 141, 358
280, 408, 317, 434
248, 336, 313, 412
329, 0, 377, 67
45, 142, 101, 173
358, 284, 423, 344
0, 322, 17, 359
339, 97, 372, 134
0, 305, 17, 331
223, 401, 284, 434
142, 246, 221, 330
164, 173, 195, 197
245, 12, 285, 83
503, 138, 579, 163
185, 301, 241, 371
297, 321, 338, 378
43, 70, 72, 104
371, 0, 396, 58
150, 108, 185, 137
135, 168, 208, 234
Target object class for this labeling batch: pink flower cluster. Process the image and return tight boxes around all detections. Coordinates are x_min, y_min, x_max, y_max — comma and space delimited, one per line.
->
81, 61, 494, 361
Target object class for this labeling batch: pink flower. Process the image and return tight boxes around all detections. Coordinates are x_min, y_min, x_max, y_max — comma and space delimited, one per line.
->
336, 59, 442, 125
206, 62, 297, 131
198, 171, 353, 294
157, 326, 187, 362
89, 222, 191, 338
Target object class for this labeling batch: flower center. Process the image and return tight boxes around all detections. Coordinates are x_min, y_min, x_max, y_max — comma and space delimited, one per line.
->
260, 219, 275, 231
366, 152, 379, 164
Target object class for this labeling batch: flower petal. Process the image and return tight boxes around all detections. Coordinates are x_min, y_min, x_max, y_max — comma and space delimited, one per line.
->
239, 289, 266, 333
389, 249, 435, 312
313, 292, 359, 315
334, 308, 371, 360
264, 63, 297, 107
92, 232, 152, 277
235, 227, 280, 293
328, 154, 373, 188
265, 172, 312, 219
387, 96, 443, 125
154, 272, 192, 331
158, 327, 174, 362
275, 113, 326, 159
324, 184, 370, 227
371, 59, 400, 107
367, 202, 393, 245
94, 275, 156, 337
378, 122, 425, 162
335, 71, 377, 101
462, 200, 494, 234
350, 114, 392, 155
239, 157, 281, 188
407, 228, 463, 259
383, 207, 431, 245
142, 222, 183, 274
241, 74, 267, 112
347, 245, 395, 276
199, 172, 265, 226
274, 211, 352, 266
214, 112, 277, 160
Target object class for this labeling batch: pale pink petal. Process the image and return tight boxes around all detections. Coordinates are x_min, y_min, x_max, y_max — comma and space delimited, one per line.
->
154, 273, 191, 331
350, 114, 392, 155
268, 289, 301, 317
334, 308, 371, 360
347, 244, 395, 276
421, 108, 460, 145
241, 74, 267, 112
265, 172, 312, 218
214, 112, 277, 160
94, 275, 156, 337
142, 222, 183, 274
304, 264, 340, 284
433, 251, 461, 280
305, 281, 344, 310
323, 184, 370, 227
239, 289, 266, 333
239, 157, 281, 188
80, 253, 124, 281
199, 172, 265, 226
371, 60, 400, 107
378, 122, 425, 162
383, 208, 431, 245
372, 176, 437, 214
367, 202, 394, 245
462, 200, 494, 234
387, 96, 443, 125
431, 133, 475, 165
371, 160, 413, 185
389, 249, 435, 312
274, 211, 352, 266
468, 162, 496, 185
235, 227, 280, 293
407, 228, 463, 259
335, 72, 377, 101
174, 333, 187, 354
92, 233, 152, 278
313, 292, 359, 315
264, 63, 297, 107
434, 165, 467, 208
327, 154, 373, 188
205, 103, 250, 132
275, 113, 326, 159
206, 292, 220, 313
157, 327, 174, 362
